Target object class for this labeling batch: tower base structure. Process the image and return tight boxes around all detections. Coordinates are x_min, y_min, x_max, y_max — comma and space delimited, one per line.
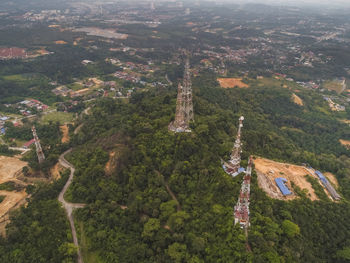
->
168, 121, 192, 133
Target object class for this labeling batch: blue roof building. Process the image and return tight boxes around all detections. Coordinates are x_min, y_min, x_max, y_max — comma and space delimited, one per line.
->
275, 177, 292, 196
238, 167, 246, 174
315, 170, 328, 183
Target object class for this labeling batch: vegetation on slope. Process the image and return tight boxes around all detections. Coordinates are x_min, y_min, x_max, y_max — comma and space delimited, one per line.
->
61, 77, 350, 262
1, 70, 350, 262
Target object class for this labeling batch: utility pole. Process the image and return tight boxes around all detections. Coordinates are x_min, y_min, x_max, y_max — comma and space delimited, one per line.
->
32, 125, 45, 164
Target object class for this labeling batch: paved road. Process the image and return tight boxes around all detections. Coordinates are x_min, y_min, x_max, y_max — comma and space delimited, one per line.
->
8, 147, 30, 155
58, 149, 85, 263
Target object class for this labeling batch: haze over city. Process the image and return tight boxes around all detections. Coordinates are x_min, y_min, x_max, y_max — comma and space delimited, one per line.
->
0, 0, 349, 262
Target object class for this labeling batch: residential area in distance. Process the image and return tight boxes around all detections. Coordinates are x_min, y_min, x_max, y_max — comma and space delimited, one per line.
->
0, 1, 350, 262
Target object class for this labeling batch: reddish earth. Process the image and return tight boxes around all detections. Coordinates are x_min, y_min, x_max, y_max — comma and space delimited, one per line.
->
54, 40, 68, 44
0, 47, 27, 59
324, 172, 339, 188
0, 157, 29, 236
217, 78, 249, 88
339, 139, 350, 149
292, 93, 303, 106
255, 157, 318, 201
60, 124, 70, 143
0, 156, 27, 184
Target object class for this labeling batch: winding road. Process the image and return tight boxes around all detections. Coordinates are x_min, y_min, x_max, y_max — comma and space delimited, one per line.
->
58, 149, 85, 263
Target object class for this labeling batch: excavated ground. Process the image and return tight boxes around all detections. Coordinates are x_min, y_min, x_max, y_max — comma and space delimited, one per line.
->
254, 157, 338, 201
0, 156, 29, 236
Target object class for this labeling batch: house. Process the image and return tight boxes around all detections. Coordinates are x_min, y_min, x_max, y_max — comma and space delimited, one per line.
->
23, 139, 35, 149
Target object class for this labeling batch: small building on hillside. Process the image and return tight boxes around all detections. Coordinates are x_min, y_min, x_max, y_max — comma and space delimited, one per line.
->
275, 177, 292, 196
23, 139, 35, 149
315, 170, 341, 201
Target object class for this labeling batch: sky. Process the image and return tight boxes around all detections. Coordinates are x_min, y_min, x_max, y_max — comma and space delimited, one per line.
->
195, 0, 350, 7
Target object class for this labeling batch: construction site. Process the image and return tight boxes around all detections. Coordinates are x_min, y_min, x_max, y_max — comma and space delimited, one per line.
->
0, 125, 48, 235
254, 157, 340, 201
217, 78, 249, 88
168, 57, 194, 133
0, 156, 28, 236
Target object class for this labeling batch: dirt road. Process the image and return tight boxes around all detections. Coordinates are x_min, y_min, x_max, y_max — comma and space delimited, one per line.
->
58, 149, 85, 263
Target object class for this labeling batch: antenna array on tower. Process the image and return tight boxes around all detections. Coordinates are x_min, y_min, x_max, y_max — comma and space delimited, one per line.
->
32, 125, 45, 164
168, 56, 194, 133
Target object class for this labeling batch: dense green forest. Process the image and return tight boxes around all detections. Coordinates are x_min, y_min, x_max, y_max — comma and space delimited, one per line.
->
0, 172, 76, 263
0, 2, 350, 262
1, 71, 350, 262
55, 75, 350, 262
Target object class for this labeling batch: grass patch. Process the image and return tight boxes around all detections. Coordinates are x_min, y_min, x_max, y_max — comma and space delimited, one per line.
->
0, 195, 5, 203
2, 74, 27, 82
63, 186, 74, 202
304, 175, 329, 201
0, 181, 16, 191
251, 77, 301, 90
291, 181, 308, 199
41, 111, 74, 125
68, 82, 84, 91
322, 80, 344, 94
0, 144, 20, 157
76, 220, 103, 263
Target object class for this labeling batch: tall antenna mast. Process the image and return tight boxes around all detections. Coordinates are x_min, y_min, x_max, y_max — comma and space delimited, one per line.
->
169, 54, 194, 133
32, 125, 45, 164
223, 116, 244, 176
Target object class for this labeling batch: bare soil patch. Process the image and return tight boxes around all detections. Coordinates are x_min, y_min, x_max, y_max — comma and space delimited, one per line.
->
105, 151, 116, 175
292, 93, 303, 106
0, 156, 27, 184
217, 78, 249, 88
324, 172, 339, 188
340, 119, 350, 125
0, 157, 29, 236
60, 124, 70, 143
339, 139, 350, 149
254, 157, 318, 201
0, 190, 27, 218
50, 162, 64, 180
54, 40, 68, 44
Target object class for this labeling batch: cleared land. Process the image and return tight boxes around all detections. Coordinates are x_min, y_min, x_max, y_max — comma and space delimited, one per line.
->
292, 93, 303, 106
0, 156, 29, 236
54, 40, 68, 44
50, 162, 64, 180
255, 157, 320, 201
217, 78, 249, 88
72, 27, 128, 40
0, 190, 27, 218
0, 156, 27, 184
339, 139, 350, 149
323, 80, 345, 94
60, 124, 70, 143
41, 111, 74, 125
340, 119, 350, 125
324, 172, 339, 188
105, 151, 116, 175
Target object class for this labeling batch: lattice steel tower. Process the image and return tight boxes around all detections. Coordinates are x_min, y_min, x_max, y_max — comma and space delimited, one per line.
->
169, 57, 194, 133
229, 116, 244, 172
234, 156, 253, 231
32, 125, 45, 164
